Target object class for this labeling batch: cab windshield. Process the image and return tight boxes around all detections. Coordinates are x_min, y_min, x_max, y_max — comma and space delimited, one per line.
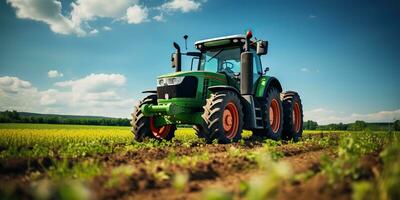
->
199, 47, 241, 76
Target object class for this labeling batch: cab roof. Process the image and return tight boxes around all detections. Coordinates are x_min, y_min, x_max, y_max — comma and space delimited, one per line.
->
194, 34, 258, 50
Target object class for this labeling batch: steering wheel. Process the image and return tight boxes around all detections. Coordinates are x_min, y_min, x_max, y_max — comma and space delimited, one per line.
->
223, 61, 234, 69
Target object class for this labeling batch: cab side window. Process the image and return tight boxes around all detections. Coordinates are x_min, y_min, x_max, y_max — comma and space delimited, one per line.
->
251, 49, 262, 82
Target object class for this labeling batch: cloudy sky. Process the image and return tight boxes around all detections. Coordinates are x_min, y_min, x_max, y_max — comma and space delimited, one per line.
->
0, 0, 399, 124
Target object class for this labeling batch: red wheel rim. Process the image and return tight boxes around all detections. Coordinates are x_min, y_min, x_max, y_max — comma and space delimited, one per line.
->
293, 102, 301, 133
149, 117, 171, 139
269, 99, 281, 133
223, 102, 239, 139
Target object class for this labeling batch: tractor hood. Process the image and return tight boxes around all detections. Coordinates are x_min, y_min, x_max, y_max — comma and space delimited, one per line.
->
158, 71, 227, 83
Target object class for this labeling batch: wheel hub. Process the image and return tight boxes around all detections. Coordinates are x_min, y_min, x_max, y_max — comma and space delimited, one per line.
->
223, 110, 233, 130
223, 102, 239, 139
149, 117, 171, 139
293, 102, 301, 133
269, 99, 281, 133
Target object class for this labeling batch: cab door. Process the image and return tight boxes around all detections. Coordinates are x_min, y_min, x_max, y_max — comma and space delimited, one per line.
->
251, 49, 263, 90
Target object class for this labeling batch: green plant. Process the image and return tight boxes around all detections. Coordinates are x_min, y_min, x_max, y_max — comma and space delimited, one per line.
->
46, 158, 101, 180
202, 187, 233, 200
245, 154, 292, 200
172, 172, 189, 192
321, 131, 386, 184
352, 181, 375, 200
378, 141, 400, 200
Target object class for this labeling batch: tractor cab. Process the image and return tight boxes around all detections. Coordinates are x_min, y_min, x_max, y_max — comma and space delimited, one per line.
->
171, 35, 268, 80
171, 34, 268, 91
195, 35, 265, 87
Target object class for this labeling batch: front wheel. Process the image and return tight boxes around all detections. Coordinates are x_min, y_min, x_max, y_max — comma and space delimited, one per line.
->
131, 94, 176, 141
201, 91, 244, 144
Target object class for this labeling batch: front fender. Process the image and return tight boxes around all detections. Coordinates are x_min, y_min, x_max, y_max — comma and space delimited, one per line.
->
142, 90, 157, 94
208, 85, 240, 96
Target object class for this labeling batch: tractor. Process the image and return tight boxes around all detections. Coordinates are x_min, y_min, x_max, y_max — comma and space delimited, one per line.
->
131, 31, 303, 143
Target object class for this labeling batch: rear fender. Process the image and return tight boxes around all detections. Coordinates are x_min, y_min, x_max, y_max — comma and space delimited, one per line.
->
255, 76, 283, 99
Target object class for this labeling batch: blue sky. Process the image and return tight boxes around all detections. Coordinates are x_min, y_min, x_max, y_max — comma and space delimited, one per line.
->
0, 0, 399, 124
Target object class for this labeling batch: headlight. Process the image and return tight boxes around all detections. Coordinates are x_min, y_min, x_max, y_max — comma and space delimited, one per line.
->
157, 76, 185, 86
157, 79, 165, 86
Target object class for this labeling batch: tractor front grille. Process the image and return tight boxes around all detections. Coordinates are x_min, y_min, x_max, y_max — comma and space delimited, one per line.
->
157, 76, 198, 99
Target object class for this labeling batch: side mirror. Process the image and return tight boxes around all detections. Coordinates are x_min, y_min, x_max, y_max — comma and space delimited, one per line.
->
263, 67, 270, 75
256, 40, 268, 55
190, 57, 200, 70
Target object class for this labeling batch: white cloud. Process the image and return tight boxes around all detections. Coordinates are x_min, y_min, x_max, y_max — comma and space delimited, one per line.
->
48, 70, 63, 78
6, 0, 140, 36
40, 89, 71, 106
0, 76, 34, 94
6, 0, 85, 36
153, 13, 165, 22
89, 29, 99, 34
7, 0, 207, 36
160, 0, 201, 13
126, 5, 148, 24
309, 14, 317, 19
301, 67, 320, 73
55, 73, 126, 92
301, 68, 309, 72
0, 76, 41, 112
70, 0, 136, 28
305, 108, 400, 125
103, 26, 112, 31
0, 74, 135, 118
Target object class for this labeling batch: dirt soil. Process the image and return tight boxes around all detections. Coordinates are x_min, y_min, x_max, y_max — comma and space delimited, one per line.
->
0, 133, 381, 200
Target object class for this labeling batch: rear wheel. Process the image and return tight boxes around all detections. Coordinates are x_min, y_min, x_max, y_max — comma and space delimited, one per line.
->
253, 88, 284, 140
131, 94, 176, 141
201, 91, 243, 144
281, 91, 303, 141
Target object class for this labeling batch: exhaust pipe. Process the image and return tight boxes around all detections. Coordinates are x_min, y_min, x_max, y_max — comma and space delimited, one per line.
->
240, 31, 253, 95
173, 42, 181, 72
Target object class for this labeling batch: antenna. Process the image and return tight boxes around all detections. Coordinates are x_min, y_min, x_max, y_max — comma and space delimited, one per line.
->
183, 35, 188, 50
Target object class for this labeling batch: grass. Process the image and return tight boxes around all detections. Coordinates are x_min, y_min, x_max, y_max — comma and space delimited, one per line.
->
0, 126, 130, 158
0, 123, 192, 158
0, 123, 263, 158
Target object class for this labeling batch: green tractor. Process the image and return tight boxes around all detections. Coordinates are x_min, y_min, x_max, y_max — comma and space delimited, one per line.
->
131, 31, 303, 143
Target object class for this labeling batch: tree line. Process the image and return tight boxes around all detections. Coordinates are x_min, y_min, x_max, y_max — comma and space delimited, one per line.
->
1, 110, 399, 130
303, 119, 400, 131
0, 110, 130, 126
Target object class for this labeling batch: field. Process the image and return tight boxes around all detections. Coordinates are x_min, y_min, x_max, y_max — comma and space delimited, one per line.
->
0, 123, 399, 200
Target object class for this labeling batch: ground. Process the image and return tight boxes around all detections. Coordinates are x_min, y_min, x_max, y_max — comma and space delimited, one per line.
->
0, 124, 399, 200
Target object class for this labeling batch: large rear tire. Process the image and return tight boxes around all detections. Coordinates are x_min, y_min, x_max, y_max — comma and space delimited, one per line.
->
201, 91, 244, 144
281, 91, 303, 141
131, 95, 176, 141
252, 88, 284, 140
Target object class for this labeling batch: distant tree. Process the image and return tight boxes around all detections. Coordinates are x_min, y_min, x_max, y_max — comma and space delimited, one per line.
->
303, 120, 318, 130
348, 120, 367, 131
394, 120, 400, 131
0, 110, 130, 126
337, 122, 348, 130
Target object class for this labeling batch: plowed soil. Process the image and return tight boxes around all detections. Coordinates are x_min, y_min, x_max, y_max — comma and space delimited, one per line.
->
0, 133, 381, 200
